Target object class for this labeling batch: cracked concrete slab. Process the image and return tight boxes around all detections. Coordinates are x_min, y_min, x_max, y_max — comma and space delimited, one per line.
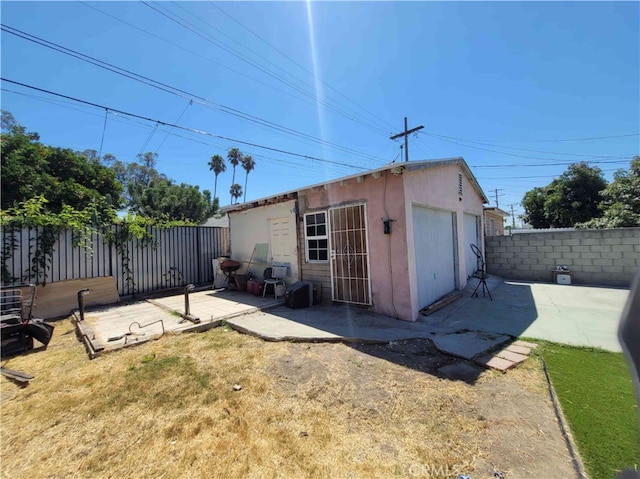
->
430, 331, 511, 360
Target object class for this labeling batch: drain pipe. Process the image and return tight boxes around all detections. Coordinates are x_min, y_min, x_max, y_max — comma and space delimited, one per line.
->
77, 289, 90, 322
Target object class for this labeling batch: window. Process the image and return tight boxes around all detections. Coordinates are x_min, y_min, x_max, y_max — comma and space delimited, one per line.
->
458, 172, 463, 197
304, 212, 328, 262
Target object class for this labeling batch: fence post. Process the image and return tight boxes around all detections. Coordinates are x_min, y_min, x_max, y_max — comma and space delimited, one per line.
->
196, 227, 202, 286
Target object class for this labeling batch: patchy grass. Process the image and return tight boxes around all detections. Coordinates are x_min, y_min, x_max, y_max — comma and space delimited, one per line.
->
535, 341, 640, 478
1, 320, 574, 478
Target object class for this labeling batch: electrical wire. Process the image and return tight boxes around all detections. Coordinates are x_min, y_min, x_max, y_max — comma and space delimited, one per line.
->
2, 86, 356, 177
1, 23, 388, 164
424, 131, 634, 159
98, 108, 109, 158
77, 0, 351, 117
152, 99, 192, 156
207, 1, 396, 134
424, 131, 640, 143
0, 77, 370, 171
421, 131, 631, 164
141, 2, 390, 137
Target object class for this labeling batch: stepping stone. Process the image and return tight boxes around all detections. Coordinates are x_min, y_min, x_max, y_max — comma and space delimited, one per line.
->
438, 363, 482, 382
474, 355, 515, 372
513, 340, 538, 349
505, 344, 531, 355
495, 349, 529, 364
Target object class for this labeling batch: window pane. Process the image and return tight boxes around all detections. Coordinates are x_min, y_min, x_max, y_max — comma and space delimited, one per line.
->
319, 239, 327, 248
317, 225, 326, 236
318, 250, 328, 261
309, 250, 318, 260
307, 215, 316, 225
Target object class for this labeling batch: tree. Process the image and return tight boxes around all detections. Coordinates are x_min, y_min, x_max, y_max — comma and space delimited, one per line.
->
578, 156, 640, 228
521, 162, 607, 228
1, 112, 123, 214
227, 147, 243, 203
241, 154, 255, 202
130, 178, 215, 223
230, 183, 243, 205
112, 151, 216, 223
208, 154, 226, 200
521, 187, 551, 229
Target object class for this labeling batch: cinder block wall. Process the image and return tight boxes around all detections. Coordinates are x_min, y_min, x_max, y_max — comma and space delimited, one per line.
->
485, 228, 640, 287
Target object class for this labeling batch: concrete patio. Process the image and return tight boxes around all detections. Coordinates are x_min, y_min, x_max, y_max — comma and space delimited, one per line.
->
73, 276, 630, 361
226, 275, 629, 352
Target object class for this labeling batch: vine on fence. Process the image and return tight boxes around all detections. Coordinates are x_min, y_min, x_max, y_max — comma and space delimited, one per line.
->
0, 197, 192, 289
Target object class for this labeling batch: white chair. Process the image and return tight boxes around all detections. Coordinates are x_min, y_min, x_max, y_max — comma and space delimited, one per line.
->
263, 266, 287, 298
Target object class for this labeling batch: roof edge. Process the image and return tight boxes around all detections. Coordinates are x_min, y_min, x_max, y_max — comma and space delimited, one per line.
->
221, 157, 489, 213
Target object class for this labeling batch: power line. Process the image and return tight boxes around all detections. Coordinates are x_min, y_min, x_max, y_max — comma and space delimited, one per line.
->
425, 131, 640, 143
2, 86, 356, 177
208, 1, 396, 133
425, 131, 635, 159
140, 2, 390, 137
77, 0, 358, 120
421, 131, 632, 163
0, 77, 370, 172
1, 23, 387, 164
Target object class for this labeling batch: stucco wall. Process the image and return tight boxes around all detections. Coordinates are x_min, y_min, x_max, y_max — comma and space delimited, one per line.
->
300, 170, 410, 320
227, 200, 299, 282
403, 164, 486, 320
485, 228, 640, 287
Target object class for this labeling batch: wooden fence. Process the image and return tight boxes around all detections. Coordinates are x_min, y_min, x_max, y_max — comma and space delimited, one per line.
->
1, 225, 230, 297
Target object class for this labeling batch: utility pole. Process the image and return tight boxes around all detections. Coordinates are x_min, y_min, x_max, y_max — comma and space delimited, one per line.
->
390, 117, 424, 162
493, 188, 505, 208
509, 204, 517, 228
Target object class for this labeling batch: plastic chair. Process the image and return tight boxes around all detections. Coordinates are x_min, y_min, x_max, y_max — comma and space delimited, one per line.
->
263, 266, 287, 298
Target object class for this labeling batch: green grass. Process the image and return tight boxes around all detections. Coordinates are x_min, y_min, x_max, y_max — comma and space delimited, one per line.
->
535, 342, 640, 478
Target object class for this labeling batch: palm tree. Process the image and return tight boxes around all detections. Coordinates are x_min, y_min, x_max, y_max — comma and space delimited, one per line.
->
208, 154, 226, 200
227, 147, 243, 203
241, 155, 255, 203
230, 183, 243, 204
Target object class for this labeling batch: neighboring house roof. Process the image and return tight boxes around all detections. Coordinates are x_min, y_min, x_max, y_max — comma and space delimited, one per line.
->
201, 214, 230, 227
221, 157, 489, 213
484, 207, 510, 217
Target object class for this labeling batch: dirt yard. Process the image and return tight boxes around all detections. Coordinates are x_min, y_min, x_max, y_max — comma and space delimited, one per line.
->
1, 318, 575, 478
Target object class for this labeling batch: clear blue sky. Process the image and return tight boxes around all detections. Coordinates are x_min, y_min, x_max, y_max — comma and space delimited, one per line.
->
2, 1, 638, 222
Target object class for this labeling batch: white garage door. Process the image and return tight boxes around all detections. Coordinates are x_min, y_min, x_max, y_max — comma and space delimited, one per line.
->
464, 213, 480, 279
412, 205, 457, 308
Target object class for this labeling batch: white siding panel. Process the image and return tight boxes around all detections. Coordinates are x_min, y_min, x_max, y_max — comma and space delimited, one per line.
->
412, 206, 456, 308
464, 213, 480, 279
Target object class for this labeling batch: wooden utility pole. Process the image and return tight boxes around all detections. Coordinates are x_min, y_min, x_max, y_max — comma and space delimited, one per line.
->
493, 188, 505, 208
510, 204, 517, 228
390, 117, 424, 162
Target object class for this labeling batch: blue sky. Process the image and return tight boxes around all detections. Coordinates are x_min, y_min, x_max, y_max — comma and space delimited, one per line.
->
1, 1, 638, 222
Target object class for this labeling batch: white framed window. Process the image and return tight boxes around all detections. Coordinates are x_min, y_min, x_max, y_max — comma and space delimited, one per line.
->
304, 211, 328, 262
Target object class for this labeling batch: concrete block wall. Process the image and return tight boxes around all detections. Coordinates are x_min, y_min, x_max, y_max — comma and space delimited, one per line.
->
485, 228, 640, 287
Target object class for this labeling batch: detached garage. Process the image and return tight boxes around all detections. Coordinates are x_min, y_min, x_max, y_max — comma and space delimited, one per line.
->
223, 157, 489, 322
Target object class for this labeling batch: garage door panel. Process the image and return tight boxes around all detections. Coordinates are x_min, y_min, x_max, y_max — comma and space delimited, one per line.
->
412, 206, 456, 308
464, 213, 480, 278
